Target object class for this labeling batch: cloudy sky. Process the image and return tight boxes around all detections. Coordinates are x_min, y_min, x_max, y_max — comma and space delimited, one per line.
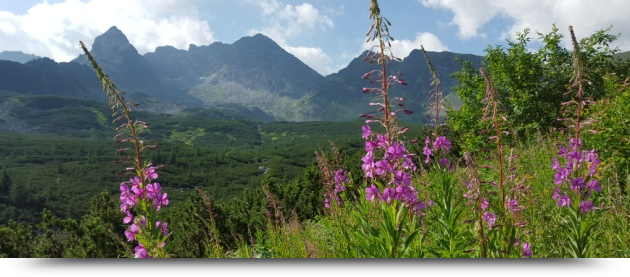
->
1, 0, 628, 76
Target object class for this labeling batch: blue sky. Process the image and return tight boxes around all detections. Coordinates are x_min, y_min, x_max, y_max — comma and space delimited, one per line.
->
1, 0, 628, 76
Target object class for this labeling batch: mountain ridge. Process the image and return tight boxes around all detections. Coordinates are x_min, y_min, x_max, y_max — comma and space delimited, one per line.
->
0, 26, 484, 122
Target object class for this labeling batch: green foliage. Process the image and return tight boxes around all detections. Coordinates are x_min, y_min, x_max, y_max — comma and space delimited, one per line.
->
583, 77, 630, 188
448, 26, 625, 152
425, 166, 471, 258
349, 195, 422, 258
0, 220, 33, 257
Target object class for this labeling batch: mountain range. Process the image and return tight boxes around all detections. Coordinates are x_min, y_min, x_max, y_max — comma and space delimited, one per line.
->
0, 26, 484, 122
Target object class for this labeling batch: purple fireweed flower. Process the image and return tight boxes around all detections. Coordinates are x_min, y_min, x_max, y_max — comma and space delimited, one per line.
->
123, 210, 133, 224
433, 136, 452, 153
558, 146, 568, 157
507, 198, 524, 212
125, 229, 136, 241
569, 177, 585, 192
483, 211, 497, 230
146, 182, 161, 199
438, 158, 451, 167
402, 155, 417, 171
365, 141, 377, 152
131, 186, 143, 197
129, 176, 142, 187
557, 195, 570, 207
323, 195, 330, 208
411, 201, 427, 214
568, 151, 583, 163
334, 183, 346, 194
423, 136, 433, 163
551, 158, 561, 170
153, 193, 169, 211
125, 223, 140, 242
376, 134, 388, 148
155, 220, 170, 236
374, 159, 392, 177
522, 242, 532, 258
145, 167, 158, 181
569, 138, 583, 149
365, 185, 380, 202
481, 198, 489, 211
554, 168, 570, 185
119, 183, 137, 212
386, 142, 406, 160
395, 185, 416, 204
335, 168, 350, 186
362, 156, 375, 178
362, 125, 371, 139
552, 187, 560, 200
584, 149, 598, 163
580, 201, 595, 214
587, 179, 602, 192
588, 159, 600, 177
134, 243, 149, 258
393, 170, 411, 186
381, 188, 397, 204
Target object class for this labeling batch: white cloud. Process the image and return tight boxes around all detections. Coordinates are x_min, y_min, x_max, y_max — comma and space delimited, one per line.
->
284, 46, 335, 76
248, 0, 335, 75
362, 32, 450, 59
0, 0, 215, 62
419, 0, 630, 51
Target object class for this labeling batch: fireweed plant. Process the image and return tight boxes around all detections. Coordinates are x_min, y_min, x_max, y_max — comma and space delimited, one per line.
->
477, 68, 531, 258
551, 26, 602, 258
344, 0, 425, 258
316, 143, 348, 212
80, 42, 169, 258
417, 46, 471, 258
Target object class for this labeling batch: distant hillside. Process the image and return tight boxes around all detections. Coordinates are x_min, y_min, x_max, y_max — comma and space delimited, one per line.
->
0, 26, 484, 122
615, 50, 630, 61
0, 51, 40, 63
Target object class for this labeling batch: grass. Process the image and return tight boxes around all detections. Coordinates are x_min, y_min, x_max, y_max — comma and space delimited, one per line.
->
217, 134, 629, 258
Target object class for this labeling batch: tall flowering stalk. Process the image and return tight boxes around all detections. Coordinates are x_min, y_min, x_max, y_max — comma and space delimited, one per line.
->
316, 143, 347, 211
420, 45, 453, 170
343, 0, 424, 258
462, 153, 487, 258
418, 46, 473, 258
80, 42, 169, 258
471, 68, 531, 258
360, 0, 426, 223
421, 45, 441, 138
551, 26, 601, 258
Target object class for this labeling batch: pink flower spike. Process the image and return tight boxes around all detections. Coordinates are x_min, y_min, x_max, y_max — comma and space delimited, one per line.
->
124, 230, 135, 241
123, 211, 133, 224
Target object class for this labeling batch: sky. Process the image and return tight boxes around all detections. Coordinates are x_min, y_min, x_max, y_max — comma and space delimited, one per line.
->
0, 0, 629, 76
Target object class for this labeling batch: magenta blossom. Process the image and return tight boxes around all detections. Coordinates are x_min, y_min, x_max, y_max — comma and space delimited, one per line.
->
522, 242, 532, 258
433, 136, 452, 152
134, 243, 149, 258
557, 195, 570, 207
362, 125, 371, 139
483, 211, 497, 230
365, 185, 380, 202
579, 201, 595, 214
